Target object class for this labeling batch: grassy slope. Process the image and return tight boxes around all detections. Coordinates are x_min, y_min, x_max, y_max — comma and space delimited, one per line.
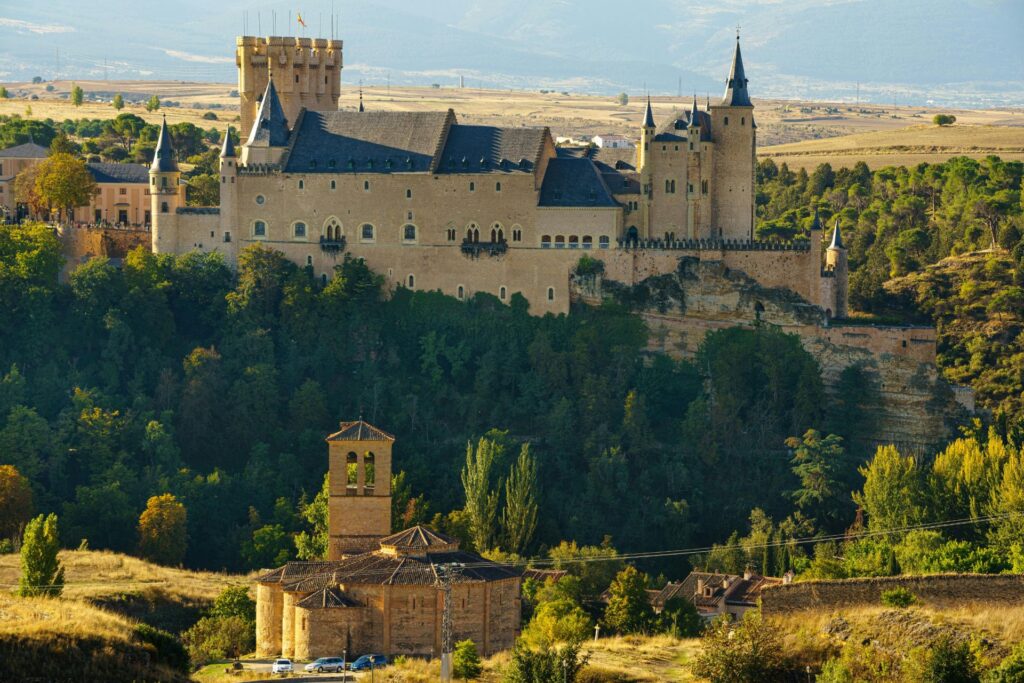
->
0, 549, 251, 632
0, 592, 190, 682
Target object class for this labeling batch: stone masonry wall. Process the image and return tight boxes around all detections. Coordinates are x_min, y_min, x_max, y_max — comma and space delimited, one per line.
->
59, 226, 150, 280
761, 574, 1024, 614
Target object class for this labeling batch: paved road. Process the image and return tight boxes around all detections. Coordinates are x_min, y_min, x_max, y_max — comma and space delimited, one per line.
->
239, 660, 373, 680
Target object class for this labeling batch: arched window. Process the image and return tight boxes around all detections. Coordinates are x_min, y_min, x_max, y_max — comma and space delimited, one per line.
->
406, 188, 412, 198
473, 228, 480, 243
582, 236, 593, 249
599, 236, 610, 249
323, 217, 341, 240
512, 225, 522, 242
364, 452, 375, 495
568, 235, 579, 249
541, 235, 551, 248
160, 202, 169, 213
253, 220, 266, 237
555, 235, 565, 249
547, 287, 555, 301
408, 274, 415, 288
293, 222, 306, 238
499, 286, 507, 301
363, 180, 370, 191
497, 228, 504, 242
490, 228, 497, 242
403, 224, 417, 241
741, 117, 745, 126
298, 180, 304, 190
457, 285, 465, 300
495, 181, 502, 192
361, 223, 374, 241
626, 226, 639, 244
330, 180, 336, 190
346, 452, 358, 494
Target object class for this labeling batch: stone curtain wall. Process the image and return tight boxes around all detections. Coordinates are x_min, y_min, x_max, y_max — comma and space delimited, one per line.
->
59, 226, 150, 280
761, 574, 1024, 614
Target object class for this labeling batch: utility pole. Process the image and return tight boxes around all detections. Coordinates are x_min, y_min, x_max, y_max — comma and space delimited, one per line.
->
436, 563, 462, 683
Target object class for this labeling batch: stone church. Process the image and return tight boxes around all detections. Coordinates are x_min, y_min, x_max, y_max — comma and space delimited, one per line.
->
148, 32, 850, 319
255, 420, 521, 660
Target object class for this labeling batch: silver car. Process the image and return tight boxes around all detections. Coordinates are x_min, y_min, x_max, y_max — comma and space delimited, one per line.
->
304, 657, 346, 673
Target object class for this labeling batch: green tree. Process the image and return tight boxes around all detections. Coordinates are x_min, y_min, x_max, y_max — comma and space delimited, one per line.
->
71, 84, 83, 107
616, 92, 629, 106
548, 539, 623, 600
602, 565, 654, 634
933, 114, 957, 126
785, 430, 846, 525
502, 444, 538, 555
0, 464, 33, 541
453, 639, 483, 681
503, 639, 589, 683
242, 524, 291, 568
692, 611, 787, 683
138, 493, 188, 566
145, 94, 161, 112
295, 473, 328, 559
181, 615, 254, 664
112, 93, 124, 110
660, 596, 703, 637
211, 585, 256, 622
32, 152, 97, 222
18, 513, 64, 597
0, 86, 8, 99
108, 113, 147, 152
461, 437, 501, 552
853, 445, 925, 532
187, 173, 219, 207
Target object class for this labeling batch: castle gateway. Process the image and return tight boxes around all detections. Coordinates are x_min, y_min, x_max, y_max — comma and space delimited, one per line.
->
150, 34, 848, 318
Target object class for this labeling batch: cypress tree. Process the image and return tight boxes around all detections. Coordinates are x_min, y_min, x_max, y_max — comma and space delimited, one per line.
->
19, 513, 64, 597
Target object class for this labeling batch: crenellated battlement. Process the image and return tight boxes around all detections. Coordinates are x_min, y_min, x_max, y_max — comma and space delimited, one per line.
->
236, 35, 343, 138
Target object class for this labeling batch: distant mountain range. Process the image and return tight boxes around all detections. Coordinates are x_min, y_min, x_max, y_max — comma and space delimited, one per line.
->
1, 0, 1022, 107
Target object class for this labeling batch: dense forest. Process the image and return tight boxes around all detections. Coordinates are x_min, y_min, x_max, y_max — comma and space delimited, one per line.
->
1, 112, 1022, 583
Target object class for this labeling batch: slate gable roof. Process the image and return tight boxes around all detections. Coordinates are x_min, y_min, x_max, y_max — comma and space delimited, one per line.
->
284, 110, 453, 173
86, 162, 148, 184
0, 142, 49, 158
436, 124, 546, 174
326, 419, 395, 442
539, 157, 618, 208
247, 80, 290, 147
296, 586, 361, 609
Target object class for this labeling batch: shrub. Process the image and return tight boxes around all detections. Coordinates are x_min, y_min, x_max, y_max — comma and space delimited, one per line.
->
0, 538, 12, 553
692, 611, 788, 683
985, 644, 1024, 682
881, 587, 917, 608
577, 668, 641, 682
576, 255, 605, 277
133, 623, 189, 673
202, 112, 218, 120
503, 639, 590, 683
660, 596, 703, 637
933, 114, 957, 126
918, 635, 979, 683
181, 615, 254, 665
453, 639, 482, 680
602, 566, 655, 635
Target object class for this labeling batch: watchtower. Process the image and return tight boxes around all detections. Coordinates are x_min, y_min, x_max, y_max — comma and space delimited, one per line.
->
325, 419, 394, 560
236, 36, 343, 138
710, 34, 756, 241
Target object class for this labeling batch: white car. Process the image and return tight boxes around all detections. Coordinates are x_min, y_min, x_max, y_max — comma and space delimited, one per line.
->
272, 658, 293, 674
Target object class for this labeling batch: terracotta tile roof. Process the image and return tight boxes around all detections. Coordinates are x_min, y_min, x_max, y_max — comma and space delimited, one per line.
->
522, 568, 568, 583
379, 526, 458, 553
724, 575, 782, 606
295, 586, 362, 609
257, 560, 341, 584
326, 420, 395, 442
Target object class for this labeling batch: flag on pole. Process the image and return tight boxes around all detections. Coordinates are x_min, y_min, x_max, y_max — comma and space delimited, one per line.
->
297, 12, 307, 28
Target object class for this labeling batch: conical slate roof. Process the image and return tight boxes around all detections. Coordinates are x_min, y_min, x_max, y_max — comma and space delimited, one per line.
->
643, 97, 655, 128
829, 218, 845, 249
150, 116, 178, 172
722, 38, 752, 107
326, 419, 395, 442
246, 79, 289, 147
220, 127, 236, 158
810, 207, 822, 231
688, 95, 701, 127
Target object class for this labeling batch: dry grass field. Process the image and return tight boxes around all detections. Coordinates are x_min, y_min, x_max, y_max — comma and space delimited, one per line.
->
0, 549, 251, 604
3, 78, 1021, 160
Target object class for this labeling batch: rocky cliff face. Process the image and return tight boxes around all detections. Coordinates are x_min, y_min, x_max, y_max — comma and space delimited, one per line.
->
574, 257, 971, 453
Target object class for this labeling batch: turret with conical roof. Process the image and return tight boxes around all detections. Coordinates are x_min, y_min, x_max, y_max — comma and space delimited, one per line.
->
829, 217, 845, 250
810, 207, 822, 232
643, 96, 655, 129
220, 127, 236, 158
826, 218, 849, 318
241, 78, 290, 166
149, 115, 184, 253
638, 96, 657, 240
722, 35, 752, 107
218, 126, 238, 252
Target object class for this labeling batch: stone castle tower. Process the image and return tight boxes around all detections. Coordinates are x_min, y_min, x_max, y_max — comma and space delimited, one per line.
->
325, 420, 394, 560
826, 218, 849, 318
149, 116, 185, 253
709, 35, 756, 240
236, 36, 344, 138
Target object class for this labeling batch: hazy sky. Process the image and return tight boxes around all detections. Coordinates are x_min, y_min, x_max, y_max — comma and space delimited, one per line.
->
1, 0, 1022, 105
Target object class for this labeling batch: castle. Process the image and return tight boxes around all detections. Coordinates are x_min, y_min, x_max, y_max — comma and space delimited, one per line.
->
149, 34, 849, 318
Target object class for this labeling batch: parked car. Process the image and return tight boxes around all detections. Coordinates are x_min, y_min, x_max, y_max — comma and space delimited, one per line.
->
304, 657, 346, 673
349, 654, 387, 671
272, 658, 293, 674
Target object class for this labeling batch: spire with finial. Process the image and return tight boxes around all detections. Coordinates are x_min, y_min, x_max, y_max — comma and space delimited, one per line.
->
220, 126, 236, 158
358, 88, 364, 112
246, 79, 289, 146
721, 29, 752, 107
151, 114, 178, 172
689, 93, 700, 128
829, 218, 845, 249
643, 95, 655, 128
810, 206, 822, 231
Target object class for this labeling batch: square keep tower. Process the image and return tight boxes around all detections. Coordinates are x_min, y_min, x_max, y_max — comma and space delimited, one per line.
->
325, 419, 394, 560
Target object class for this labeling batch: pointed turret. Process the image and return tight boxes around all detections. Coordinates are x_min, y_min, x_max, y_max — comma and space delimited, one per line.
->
220, 127, 236, 158
829, 218, 845, 250
151, 115, 178, 172
643, 96, 655, 129
688, 94, 700, 128
358, 88, 365, 113
810, 207, 822, 231
722, 35, 752, 107
246, 79, 289, 147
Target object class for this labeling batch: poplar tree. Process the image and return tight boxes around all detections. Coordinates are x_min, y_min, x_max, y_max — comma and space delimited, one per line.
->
70, 84, 83, 107
461, 437, 500, 552
502, 444, 538, 555
112, 93, 124, 110
19, 513, 64, 597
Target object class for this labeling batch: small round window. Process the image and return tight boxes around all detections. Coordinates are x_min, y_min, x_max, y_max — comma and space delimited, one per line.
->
255, 195, 266, 205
